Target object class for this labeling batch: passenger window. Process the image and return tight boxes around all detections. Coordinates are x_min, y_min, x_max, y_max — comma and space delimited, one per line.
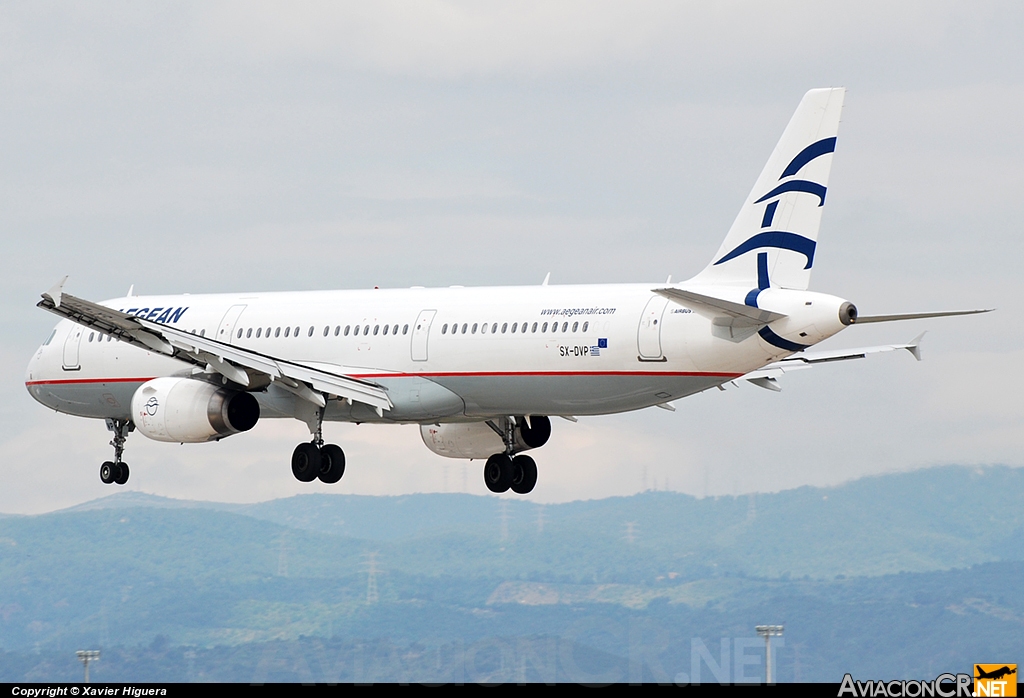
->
308, 326, 314, 337
373, 325, 379, 336
256, 328, 262, 338
393, 324, 399, 335
502, 323, 508, 333
510, 323, 517, 333
88, 333, 94, 342
285, 327, 291, 338
345, 325, 351, 336
334, 326, 340, 336
275, 327, 280, 338
353, 325, 360, 336
383, 325, 389, 335
266, 327, 271, 337
200, 329, 206, 337
481, 323, 488, 334
582, 321, 589, 332
442, 324, 448, 334
491, 323, 497, 333
572, 322, 578, 332
364, 325, 370, 335
532, 322, 538, 333
323, 326, 329, 337
461, 323, 467, 334
472, 323, 478, 334
294, 326, 300, 337
247, 328, 253, 339
403, 324, 409, 335
562, 322, 568, 332
237, 328, 243, 339
541, 322, 547, 332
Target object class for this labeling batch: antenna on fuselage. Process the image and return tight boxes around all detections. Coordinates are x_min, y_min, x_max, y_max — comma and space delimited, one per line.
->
541, 272, 551, 286
126, 284, 135, 297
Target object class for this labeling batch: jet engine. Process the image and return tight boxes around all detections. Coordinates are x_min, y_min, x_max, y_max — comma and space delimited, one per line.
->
131, 377, 260, 443
420, 416, 551, 459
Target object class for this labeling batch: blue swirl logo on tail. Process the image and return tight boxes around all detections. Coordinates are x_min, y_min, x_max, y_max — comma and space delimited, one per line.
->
714, 231, 817, 269
714, 137, 836, 269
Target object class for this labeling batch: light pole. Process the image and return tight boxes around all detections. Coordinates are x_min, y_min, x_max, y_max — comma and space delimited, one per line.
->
755, 625, 784, 684
76, 650, 100, 683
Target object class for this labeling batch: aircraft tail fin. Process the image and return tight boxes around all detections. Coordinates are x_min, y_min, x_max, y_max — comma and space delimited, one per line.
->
690, 88, 845, 291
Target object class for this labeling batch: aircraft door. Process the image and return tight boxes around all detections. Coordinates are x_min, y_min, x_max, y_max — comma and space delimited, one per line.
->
411, 309, 437, 362
216, 304, 248, 345
62, 325, 83, 371
637, 295, 670, 361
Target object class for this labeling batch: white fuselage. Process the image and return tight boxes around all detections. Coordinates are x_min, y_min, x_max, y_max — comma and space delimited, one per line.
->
25, 282, 850, 425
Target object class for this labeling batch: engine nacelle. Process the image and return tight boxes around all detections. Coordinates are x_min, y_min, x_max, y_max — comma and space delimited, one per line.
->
420, 416, 551, 459
131, 377, 260, 443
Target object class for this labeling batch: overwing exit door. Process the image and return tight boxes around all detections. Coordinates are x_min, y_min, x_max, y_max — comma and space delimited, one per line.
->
217, 305, 248, 345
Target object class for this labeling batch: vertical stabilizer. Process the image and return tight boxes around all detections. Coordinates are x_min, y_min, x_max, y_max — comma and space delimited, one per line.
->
690, 88, 845, 290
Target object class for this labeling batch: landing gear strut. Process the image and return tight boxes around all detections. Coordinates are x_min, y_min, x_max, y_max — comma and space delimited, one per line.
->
100, 418, 133, 485
482, 417, 539, 495
291, 407, 346, 484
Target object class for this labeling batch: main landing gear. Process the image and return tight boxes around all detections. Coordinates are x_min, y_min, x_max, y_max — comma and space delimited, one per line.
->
482, 417, 539, 495
291, 409, 346, 484
484, 453, 537, 495
100, 418, 133, 485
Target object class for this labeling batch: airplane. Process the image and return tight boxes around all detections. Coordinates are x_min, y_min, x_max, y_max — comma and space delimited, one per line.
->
25, 88, 990, 495
975, 666, 1016, 681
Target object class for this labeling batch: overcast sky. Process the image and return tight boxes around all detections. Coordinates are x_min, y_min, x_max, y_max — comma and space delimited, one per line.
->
1, 2, 1022, 514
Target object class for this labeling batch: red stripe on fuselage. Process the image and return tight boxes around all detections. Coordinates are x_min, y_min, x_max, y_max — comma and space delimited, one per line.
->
26, 371, 741, 387
25, 377, 157, 386
351, 371, 742, 379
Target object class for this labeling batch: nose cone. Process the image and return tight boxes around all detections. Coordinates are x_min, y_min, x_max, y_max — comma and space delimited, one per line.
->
25, 350, 43, 406
25, 347, 39, 386
25, 331, 56, 406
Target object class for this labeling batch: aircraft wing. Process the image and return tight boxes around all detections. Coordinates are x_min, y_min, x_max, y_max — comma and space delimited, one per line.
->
740, 333, 926, 391
37, 280, 392, 412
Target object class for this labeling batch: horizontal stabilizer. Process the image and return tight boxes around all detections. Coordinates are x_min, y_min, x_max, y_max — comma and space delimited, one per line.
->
743, 334, 927, 385
653, 287, 786, 325
853, 309, 992, 324
747, 376, 782, 392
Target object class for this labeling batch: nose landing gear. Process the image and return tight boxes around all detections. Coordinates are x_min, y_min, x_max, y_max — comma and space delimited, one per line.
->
100, 418, 133, 485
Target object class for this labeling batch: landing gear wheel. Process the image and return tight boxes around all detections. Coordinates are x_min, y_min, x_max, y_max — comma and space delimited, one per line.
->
100, 461, 117, 484
114, 462, 130, 485
291, 442, 322, 482
484, 453, 513, 493
318, 444, 346, 484
510, 454, 537, 494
